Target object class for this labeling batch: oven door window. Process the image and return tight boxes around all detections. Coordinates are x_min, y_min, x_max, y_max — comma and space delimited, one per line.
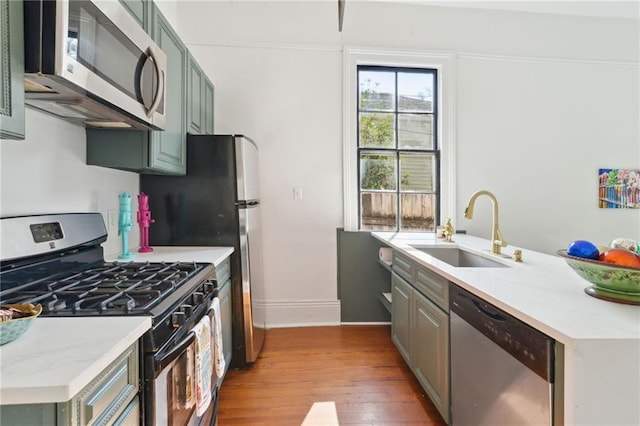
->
167, 344, 196, 425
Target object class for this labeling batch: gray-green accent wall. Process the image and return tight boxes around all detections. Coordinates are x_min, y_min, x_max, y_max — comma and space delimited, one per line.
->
337, 229, 391, 323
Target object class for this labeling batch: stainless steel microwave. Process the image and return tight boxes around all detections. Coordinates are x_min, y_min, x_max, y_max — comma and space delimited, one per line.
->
23, 0, 167, 130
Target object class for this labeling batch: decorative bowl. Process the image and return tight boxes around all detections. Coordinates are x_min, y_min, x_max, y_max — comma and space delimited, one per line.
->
557, 250, 640, 304
0, 304, 42, 345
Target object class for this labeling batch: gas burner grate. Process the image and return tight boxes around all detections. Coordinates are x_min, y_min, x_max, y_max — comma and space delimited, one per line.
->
0, 260, 206, 316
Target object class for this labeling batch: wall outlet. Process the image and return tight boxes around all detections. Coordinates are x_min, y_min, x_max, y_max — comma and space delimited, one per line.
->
107, 209, 117, 233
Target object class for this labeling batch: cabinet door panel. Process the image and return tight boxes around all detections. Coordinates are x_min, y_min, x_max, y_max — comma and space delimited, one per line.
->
0, 0, 25, 140
412, 291, 449, 423
112, 397, 140, 426
203, 78, 214, 134
415, 264, 449, 312
150, 7, 186, 174
119, 0, 149, 30
215, 258, 231, 284
218, 277, 233, 382
187, 55, 203, 134
391, 272, 412, 365
392, 250, 414, 284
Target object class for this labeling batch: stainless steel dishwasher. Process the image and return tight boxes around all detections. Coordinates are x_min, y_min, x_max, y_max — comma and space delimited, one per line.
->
449, 284, 561, 426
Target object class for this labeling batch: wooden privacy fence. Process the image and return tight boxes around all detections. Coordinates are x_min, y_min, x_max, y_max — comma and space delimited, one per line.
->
362, 193, 435, 225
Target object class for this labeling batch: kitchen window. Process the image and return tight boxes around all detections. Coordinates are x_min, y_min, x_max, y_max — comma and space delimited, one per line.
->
358, 66, 438, 231
343, 48, 456, 232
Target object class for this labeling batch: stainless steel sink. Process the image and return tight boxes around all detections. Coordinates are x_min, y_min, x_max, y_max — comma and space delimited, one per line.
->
410, 246, 509, 268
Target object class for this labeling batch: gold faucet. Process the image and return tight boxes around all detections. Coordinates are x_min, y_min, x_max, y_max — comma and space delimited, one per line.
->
464, 190, 508, 255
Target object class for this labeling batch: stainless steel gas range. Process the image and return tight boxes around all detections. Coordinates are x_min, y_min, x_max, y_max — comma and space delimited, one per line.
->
0, 213, 220, 426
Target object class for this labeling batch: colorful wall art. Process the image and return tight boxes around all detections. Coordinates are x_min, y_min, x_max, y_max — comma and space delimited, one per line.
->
599, 168, 640, 209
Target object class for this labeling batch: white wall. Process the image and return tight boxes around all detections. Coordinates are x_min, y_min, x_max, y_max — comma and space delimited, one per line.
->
2, 1, 638, 328
1, 109, 140, 258
177, 1, 639, 326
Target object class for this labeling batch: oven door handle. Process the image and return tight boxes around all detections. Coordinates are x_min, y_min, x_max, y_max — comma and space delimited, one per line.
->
154, 332, 196, 374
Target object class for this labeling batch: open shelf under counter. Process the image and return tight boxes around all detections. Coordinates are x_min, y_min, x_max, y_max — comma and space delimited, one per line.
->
379, 292, 392, 314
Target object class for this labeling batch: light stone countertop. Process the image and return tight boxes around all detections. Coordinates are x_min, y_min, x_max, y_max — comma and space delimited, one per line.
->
105, 246, 234, 266
372, 232, 640, 426
0, 246, 234, 405
0, 317, 151, 404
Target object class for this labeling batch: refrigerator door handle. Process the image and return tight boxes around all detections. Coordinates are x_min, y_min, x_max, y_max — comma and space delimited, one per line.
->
236, 200, 260, 208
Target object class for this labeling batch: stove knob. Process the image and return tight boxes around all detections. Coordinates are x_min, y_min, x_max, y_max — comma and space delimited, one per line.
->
203, 281, 216, 294
180, 304, 194, 318
192, 292, 204, 304
171, 312, 186, 328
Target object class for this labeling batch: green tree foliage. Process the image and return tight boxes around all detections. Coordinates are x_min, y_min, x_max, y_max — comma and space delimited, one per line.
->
360, 78, 395, 190
362, 160, 395, 190
360, 114, 393, 147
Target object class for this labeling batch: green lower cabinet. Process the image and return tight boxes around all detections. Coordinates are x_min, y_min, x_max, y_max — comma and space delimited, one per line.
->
219, 277, 233, 377
86, 3, 187, 175
391, 272, 412, 364
0, 0, 25, 140
412, 290, 450, 423
390, 252, 450, 424
215, 257, 232, 386
0, 343, 139, 426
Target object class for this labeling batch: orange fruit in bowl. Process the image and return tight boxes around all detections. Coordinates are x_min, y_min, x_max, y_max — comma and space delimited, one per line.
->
599, 248, 640, 268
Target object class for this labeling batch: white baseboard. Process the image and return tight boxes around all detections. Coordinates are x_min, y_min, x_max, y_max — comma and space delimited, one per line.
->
262, 299, 341, 328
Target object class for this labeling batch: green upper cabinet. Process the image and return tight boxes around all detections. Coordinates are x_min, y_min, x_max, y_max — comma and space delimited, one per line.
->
187, 52, 215, 135
86, 3, 187, 175
1, 0, 25, 140
149, 6, 187, 173
119, 0, 150, 31
203, 76, 214, 135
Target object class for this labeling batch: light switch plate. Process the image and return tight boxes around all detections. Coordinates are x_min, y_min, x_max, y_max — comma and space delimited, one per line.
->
107, 209, 117, 233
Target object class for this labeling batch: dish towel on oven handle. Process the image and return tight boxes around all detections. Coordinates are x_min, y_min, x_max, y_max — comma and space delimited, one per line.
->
210, 297, 226, 378
193, 315, 212, 417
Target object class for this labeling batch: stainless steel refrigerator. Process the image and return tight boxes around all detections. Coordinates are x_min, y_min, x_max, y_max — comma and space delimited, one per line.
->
140, 134, 265, 366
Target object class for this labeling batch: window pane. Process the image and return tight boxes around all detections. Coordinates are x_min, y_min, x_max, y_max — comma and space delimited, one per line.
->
398, 72, 433, 112
359, 70, 395, 111
400, 193, 436, 232
400, 153, 435, 192
360, 152, 397, 190
398, 113, 433, 149
361, 192, 397, 231
359, 112, 395, 148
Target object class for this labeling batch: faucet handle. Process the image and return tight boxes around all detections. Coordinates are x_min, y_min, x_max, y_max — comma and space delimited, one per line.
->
514, 249, 523, 262
495, 230, 507, 247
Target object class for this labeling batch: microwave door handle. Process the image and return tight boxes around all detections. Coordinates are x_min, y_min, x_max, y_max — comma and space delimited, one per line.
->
145, 46, 165, 118
154, 331, 195, 375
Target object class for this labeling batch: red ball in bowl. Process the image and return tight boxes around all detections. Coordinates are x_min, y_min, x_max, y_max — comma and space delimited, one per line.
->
599, 248, 640, 268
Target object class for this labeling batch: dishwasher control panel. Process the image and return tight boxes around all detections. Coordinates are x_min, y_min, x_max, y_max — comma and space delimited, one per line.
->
449, 283, 554, 382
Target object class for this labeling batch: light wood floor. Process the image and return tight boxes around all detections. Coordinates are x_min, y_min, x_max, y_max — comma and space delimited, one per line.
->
217, 325, 446, 425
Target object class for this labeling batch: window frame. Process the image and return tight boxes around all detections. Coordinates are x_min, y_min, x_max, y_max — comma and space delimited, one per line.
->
357, 65, 439, 232
343, 47, 457, 232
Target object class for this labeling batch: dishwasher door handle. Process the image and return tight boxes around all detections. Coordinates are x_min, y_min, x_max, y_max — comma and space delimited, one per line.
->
472, 299, 507, 322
